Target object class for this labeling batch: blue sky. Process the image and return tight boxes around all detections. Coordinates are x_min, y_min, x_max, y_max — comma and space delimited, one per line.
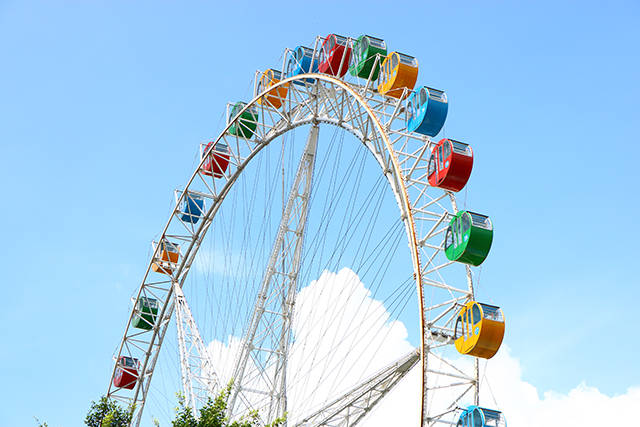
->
1, 0, 639, 425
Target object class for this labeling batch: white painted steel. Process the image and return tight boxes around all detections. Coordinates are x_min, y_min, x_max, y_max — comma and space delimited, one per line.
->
294, 350, 420, 427
174, 282, 220, 414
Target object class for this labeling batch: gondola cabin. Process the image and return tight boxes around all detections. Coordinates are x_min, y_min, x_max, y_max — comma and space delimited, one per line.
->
256, 69, 288, 109
228, 102, 258, 139
407, 86, 448, 137
445, 211, 493, 266
113, 356, 140, 390
200, 141, 230, 178
454, 301, 505, 359
377, 52, 418, 99
349, 35, 387, 80
132, 296, 159, 330
285, 46, 318, 84
428, 138, 473, 192
180, 193, 205, 224
457, 406, 506, 427
151, 240, 180, 275
318, 34, 352, 77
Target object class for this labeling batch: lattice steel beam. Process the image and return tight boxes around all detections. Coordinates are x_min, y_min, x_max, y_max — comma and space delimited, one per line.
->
174, 283, 221, 413
294, 349, 420, 427
229, 124, 320, 423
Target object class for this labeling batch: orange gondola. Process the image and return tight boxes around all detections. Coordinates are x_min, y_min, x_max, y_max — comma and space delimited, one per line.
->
151, 240, 180, 275
256, 69, 288, 109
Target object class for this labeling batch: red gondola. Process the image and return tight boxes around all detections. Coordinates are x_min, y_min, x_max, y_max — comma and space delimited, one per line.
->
318, 34, 352, 77
113, 356, 139, 390
428, 138, 473, 192
200, 141, 230, 178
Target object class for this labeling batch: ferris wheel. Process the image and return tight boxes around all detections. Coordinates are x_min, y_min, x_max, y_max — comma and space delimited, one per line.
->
106, 34, 507, 427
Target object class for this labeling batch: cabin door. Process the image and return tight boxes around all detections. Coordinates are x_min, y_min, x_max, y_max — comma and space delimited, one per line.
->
438, 144, 445, 183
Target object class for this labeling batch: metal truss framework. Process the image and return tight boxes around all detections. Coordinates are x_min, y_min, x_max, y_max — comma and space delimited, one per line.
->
228, 124, 319, 423
174, 282, 220, 413
294, 349, 420, 427
108, 36, 482, 427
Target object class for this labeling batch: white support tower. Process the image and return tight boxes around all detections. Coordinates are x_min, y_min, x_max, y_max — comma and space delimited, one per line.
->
229, 124, 320, 423
174, 282, 221, 412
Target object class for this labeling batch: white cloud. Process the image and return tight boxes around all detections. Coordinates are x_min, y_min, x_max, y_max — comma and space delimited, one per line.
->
204, 267, 640, 426
193, 248, 254, 279
206, 334, 244, 386
476, 346, 640, 427
286, 268, 414, 420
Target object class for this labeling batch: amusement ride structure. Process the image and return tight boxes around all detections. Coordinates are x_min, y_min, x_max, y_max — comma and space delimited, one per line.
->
107, 34, 507, 427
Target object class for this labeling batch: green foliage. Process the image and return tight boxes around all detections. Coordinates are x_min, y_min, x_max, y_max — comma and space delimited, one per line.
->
80, 384, 285, 427
85, 396, 133, 427
171, 383, 285, 427
34, 417, 48, 427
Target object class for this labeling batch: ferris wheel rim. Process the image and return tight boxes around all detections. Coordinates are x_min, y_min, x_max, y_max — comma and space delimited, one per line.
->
107, 71, 473, 427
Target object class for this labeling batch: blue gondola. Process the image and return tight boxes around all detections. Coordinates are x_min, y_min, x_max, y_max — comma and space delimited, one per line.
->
457, 406, 506, 427
285, 46, 318, 85
407, 86, 448, 137
180, 193, 204, 224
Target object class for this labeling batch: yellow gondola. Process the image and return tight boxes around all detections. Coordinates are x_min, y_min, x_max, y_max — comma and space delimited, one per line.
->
454, 301, 505, 359
256, 69, 289, 109
377, 52, 418, 99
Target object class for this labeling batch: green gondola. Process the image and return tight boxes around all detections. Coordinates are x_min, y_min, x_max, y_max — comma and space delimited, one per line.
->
444, 210, 493, 266
228, 102, 259, 139
349, 35, 387, 80
132, 296, 159, 330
